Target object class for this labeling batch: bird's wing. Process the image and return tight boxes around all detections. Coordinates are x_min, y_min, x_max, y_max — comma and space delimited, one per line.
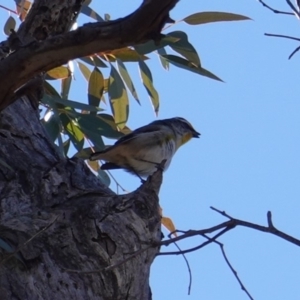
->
90, 124, 165, 161
100, 162, 122, 170
114, 124, 163, 145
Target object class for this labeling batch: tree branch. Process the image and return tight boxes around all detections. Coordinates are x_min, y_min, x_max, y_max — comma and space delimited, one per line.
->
0, 0, 179, 110
258, 0, 294, 15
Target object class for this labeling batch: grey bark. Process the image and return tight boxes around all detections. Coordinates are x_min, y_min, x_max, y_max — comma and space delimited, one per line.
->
0, 0, 179, 299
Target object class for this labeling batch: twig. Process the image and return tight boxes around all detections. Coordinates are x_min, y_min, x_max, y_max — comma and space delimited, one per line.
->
106, 169, 128, 193
173, 241, 193, 295
65, 207, 300, 278
258, 0, 293, 15
267, 211, 274, 228
286, 0, 300, 18
289, 45, 300, 59
0, 216, 58, 265
0, 4, 17, 14
157, 227, 231, 255
264, 33, 300, 59
211, 206, 300, 246
201, 233, 254, 300
264, 33, 300, 42
218, 241, 254, 300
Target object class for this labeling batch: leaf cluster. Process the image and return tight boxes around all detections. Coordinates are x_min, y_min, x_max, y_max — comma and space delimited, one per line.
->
2, 1, 249, 186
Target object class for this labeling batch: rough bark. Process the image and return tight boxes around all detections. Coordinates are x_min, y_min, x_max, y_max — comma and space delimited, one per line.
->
0, 0, 178, 299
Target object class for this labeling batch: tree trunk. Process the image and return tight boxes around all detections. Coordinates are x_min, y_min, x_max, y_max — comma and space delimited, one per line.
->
0, 0, 180, 297
0, 97, 162, 299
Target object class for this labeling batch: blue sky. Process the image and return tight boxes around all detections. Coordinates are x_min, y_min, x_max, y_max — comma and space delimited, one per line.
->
2, 0, 300, 299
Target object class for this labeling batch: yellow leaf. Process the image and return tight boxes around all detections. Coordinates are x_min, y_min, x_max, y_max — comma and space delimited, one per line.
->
99, 47, 148, 62
162, 216, 177, 237
47, 66, 71, 80
87, 159, 99, 173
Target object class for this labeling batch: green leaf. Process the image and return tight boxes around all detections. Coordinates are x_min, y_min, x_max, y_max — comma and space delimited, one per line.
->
157, 48, 169, 70
87, 159, 99, 173
4, 16, 16, 36
116, 59, 140, 104
46, 66, 71, 80
76, 115, 105, 149
74, 147, 94, 159
138, 60, 159, 115
98, 169, 111, 186
97, 113, 130, 137
43, 94, 102, 112
88, 67, 104, 110
76, 114, 125, 148
162, 54, 223, 82
60, 113, 84, 151
184, 12, 251, 25
167, 31, 201, 67
81, 5, 104, 22
44, 81, 61, 97
100, 48, 148, 62
77, 61, 91, 81
63, 139, 70, 156
82, 0, 91, 5
134, 35, 178, 55
42, 113, 60, 142
61, 76, 72, 99
79, 56, 107, 68
93, 56, 108, 68
108, 64, 129, 129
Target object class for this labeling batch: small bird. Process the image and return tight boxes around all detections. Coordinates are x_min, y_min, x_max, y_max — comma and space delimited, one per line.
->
90, 117, 200, 178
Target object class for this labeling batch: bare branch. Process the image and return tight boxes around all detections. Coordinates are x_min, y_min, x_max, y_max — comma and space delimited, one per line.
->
264, 33, 300, 41
211, 207, 300, 246
289, 45, 300, 58
286, 0, 300, 18
173, 241, 193, 295
218, 240, 254, 300
158, 227, 232, 255
258, 0, 294, 15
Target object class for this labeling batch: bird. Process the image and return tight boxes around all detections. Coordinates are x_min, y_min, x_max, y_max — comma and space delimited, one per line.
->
90, 117, 200, 178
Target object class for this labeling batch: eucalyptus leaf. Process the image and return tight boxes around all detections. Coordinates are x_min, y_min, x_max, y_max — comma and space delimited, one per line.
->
79, 56, 107, 68
167, 31, 201, 67
81, 5, 104, 22
4, 16, 16, 36
116, 59, 140, 104
42, 113, 60, 142
134, 35, 178, 55
61, 76, 72, 99
60, 113, 84, 151
108, 64, 129, 129
98, 169, 111, 186
162, 54, 223, 82
88, 67, 104, 110
138, 60, 159, 114
157, 48, 169, 70
46, 66, 71, 80
184, 11, 251, 25
74, 147, 94, 159
77, 61, 91, 81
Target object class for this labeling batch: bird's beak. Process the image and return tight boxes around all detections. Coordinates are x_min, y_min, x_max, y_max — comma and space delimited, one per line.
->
193, 131, 201, 138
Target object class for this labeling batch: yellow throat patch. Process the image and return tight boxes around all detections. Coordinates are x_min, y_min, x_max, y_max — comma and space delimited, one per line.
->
181, 132, 193, 146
